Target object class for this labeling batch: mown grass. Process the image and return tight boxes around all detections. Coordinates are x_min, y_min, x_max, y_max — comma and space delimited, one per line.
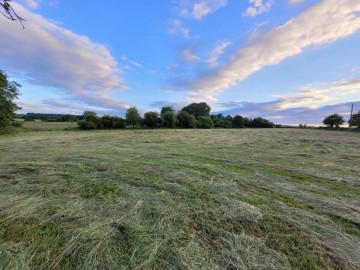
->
0, 125, 359, 269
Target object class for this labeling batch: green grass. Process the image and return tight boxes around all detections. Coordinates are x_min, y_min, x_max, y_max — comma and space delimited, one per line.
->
0, 125, 359, 269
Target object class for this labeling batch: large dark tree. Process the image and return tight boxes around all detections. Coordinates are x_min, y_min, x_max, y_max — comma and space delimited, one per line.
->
323, 114, 345, 128
181, 102, 211, 119
0, 69, 21, 128
143, 111, 161, 128
232, 115, 245, 128
177, 111, 196, 128
1, 0, 25, 28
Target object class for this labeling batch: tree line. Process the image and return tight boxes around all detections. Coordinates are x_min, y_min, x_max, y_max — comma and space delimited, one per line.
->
1, 69, 359, 130
78, 103, 275, 130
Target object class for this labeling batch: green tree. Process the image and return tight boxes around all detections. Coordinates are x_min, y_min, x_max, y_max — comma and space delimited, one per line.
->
232, 115, 245, 128
177, 111, 197, 128
126, 107, 141, 128
199, 116, 214, 129
181, 102, 211, 119
112, 116, 126, 129
143, 111, 161, 128
77, 111, 100, 129
162, 111, 177, 128
252, 117, 274, 128
323, 114, 345, 128
160, 106, 175, 116
0, 69, 21, 128
349, 111, 360, 129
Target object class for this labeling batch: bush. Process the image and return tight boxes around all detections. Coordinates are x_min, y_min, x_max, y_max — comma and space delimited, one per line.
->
78, 111, 100, 130
11, 121, 23, 127
112, 116, 126, 129
162, 111, 177, 128
143, 111, 161, 128
252, 117, 274, 128
101, 115, 113, 129
199, 116, 214, 129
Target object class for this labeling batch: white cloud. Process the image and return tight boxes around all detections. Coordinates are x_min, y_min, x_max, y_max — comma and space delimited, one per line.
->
183, 0, 360, 101
206, 41, 231, 67
175, 0, 227, 20
0, 3, 130, 112
181, 48, 199, 62
192, 0, 227, 20
168, 19, 191, 39
289, 0, 304, 4
244, 0, 273, 17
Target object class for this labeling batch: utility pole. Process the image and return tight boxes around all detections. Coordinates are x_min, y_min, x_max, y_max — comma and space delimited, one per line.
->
349, 103, 354, 127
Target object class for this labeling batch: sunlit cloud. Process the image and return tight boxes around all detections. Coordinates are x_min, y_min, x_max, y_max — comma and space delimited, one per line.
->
0, 2, 130, 113
244, 0, 273, 17
169, 0, 360, 102
175, 0, 227, 20
206, 41, 231, 67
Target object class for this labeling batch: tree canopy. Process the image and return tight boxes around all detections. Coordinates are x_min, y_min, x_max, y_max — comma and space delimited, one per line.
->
181, 102, 211, 119
323, 114, 345, 128
0, 69, 21, 128
126, 107, 141, 128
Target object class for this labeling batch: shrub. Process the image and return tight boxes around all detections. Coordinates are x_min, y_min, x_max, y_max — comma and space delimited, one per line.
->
11, 121, 23, 127
162, 111, 177, 128
143, 111, 161, 128
199, 116, 214, 129
112, 116, 126, 129
252, 117, 274, 128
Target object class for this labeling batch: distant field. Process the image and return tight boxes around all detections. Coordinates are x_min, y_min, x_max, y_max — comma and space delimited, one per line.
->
0, 125, 359, 269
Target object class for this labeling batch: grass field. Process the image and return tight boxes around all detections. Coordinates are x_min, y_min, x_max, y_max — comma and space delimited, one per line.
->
0, 125, 359, 269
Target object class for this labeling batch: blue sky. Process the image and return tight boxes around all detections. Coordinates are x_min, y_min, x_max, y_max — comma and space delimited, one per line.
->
1, 0, 359, 125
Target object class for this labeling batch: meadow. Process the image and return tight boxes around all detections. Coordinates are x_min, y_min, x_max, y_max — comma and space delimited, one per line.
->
0, 124, 359, 269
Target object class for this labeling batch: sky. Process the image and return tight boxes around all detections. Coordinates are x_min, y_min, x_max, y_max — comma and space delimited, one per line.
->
1, 0, 360, 125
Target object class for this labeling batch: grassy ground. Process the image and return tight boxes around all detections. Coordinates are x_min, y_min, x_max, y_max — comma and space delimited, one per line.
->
0, 125, 359, 269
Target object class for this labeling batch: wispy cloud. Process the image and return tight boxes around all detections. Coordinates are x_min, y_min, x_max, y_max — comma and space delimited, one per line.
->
175, 0, 227, 20
192, 0, 227, 20
289, 0, 304, 4
206, 41, 231, 67
181, 48, 199, 62
173, 0, 360, 101
244, 0, 273, 17
0, 3, 130, 112
167, 19, 191, 39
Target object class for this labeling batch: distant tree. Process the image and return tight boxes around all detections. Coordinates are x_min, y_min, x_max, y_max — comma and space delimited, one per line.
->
1, 0, 25, 28
181, 102, 211, 119
323, 114, 345, 128
160, 106, 175, 116
0, 69, 21, 128
143, 111, 161, 128
126, 107, 141, 128
244, 117, 253, 128
162, 111, 177, 128
232, 115, 245, 128
78, 111, 99, 130
252, 117, 274, 128
112, 116, 126, 129
177, 111, 197, 128
199, 116, 214, 129
349, 111, 360, 129
101, 115, 113, 129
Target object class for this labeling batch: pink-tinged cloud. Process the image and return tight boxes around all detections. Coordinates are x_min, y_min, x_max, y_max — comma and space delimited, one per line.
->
0, 3, 130, 111
179, 0, 360, 101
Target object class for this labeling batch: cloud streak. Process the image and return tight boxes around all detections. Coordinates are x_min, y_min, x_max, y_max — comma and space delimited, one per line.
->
0, 3, 130, 112
177, 0, 360, 101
